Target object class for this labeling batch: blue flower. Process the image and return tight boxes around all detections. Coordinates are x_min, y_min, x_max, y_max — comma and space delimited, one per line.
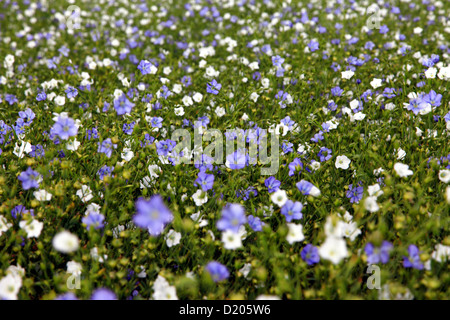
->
264, 176, 280, 193
301, 244, 320, 265
156, 139, 176, 156
150, 117, 163, 128
137, 60, 156, 75
195, 172, 215, 191
307, 40, 319, 52
346, 183, 363, 203
97, 138, 117, 158
206, 79, 221, 95
217, 203, 246, 233
114, 94, 135, 115
205, 261, 229, 282
82, 212, 105, 230
91, 288, 117, 300
51, 117, 78, 140
281, 200, 303, 222
225, 151, 246, 170
365, 241, 393, 264
288, 158, 304, 176
65, 86, 78, 99
318, 147, 332, 162
133, 195, 173, 236
403, 245, 424, 270
248, 215, 264, 232
18, 167, 41, 190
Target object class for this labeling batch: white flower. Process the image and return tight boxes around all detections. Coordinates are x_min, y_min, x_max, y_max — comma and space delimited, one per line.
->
13, 140, 32, 158
370, 78, 383, 89
192, 189, 208, 206
385, 103, 396, 110
437, 66, 450, 80
341, 221, 361, 241
165, 229, 181, 248
415, 127, 423, 137
67, 261, 82, 276
438, 169, 450, 183
270, 189, 288, 207
192, 92, 203, 102
341, 70, 354, 79
174, 106, 185, 116
318, 237, 348, 264
352, 112, 366, 121
215, 106, 226, 117
249, 61, 259, 70
239, 263, 252, 278
286, 223, 305, 244
19, 219, 43, 238
256, 295, 281, 300
394, 163, 413, 178
424, 67, 437, 79
274, 123, 289, 136
349, 99, 360, 110
137, 266, 147, 278
396, 148, 406, 160
90, 247, 107, 262
368, 184, 383, 198
335, 155, 351, 169
310, 160, 321, 171
324, 217, 345, 238
0, 274, 22, 300
121, 148, 134, 161
66, 138, 81, 151
86, 203, 101, 215
431, 244, 450, 263
76, 185, 94, 203
190, 212, 208, 227
33, 189, 52, 201
222, 229, 243, 250
446, 186, 450, 204
250, 92, 259, 102
4, 54, 15, 67
52, 230, 80, 253
373, 167, 384, 176
364, 196, 380, 213
54, 95, 66, 106
182, 95, 193, 106
413, 27, 423, 34
0, 215, 13, 236
152, 275, 178, 300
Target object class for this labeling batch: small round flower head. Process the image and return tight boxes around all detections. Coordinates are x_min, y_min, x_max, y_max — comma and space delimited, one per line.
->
205, 261, 229, 282
51, 116, 78, 140
301, 244, 320, 265
270, 189, 288, 207
54, 292, 78, 300
133, 195, 173, 236
18, 167, 41, 190
52, 230, 79, 254
281, 200, 303, 222
364, 241, 393, 264
91, 288, 117, 300
216, 203, 246, 233
82, 212, 105, 230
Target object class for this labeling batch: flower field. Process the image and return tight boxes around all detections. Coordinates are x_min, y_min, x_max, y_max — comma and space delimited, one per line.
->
0, 0, 449, 300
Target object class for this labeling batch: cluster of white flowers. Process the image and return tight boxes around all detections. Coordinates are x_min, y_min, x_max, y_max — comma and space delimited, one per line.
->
152, 275, 178, 300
